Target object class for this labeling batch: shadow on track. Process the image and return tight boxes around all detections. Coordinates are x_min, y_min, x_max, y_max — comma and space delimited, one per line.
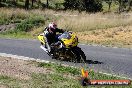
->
85, 60, 103, 64
58, 59, 103, 64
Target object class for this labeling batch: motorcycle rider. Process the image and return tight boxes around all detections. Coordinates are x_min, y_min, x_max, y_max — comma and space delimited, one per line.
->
43, 22, 64, 53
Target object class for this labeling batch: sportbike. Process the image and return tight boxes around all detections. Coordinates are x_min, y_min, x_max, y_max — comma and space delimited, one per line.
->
38, 32, 86, 62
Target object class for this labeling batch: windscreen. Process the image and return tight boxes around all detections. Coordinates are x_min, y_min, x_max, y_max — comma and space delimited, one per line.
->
58, 32, 71, 40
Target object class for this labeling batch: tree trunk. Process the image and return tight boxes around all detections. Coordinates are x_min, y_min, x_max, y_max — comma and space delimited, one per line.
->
46, 0, 49, 8
37, 0, 41, 8
108, 0, 112, 11
127, 0, 132, 11
13, 0, 17, 6
2, 0, 6, 2
31, 0, 34, 7
118, 0, 122, 13
25, 0, 29, 10
108, 2, 112, 11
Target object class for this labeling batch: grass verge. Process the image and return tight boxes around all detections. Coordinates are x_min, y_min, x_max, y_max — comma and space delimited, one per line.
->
76, 26, 132, 48
0, 8, 132, 48
0, 56, 131, 88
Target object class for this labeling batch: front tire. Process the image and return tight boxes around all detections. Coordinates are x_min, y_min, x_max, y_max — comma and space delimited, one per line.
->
72, 47, 86, 63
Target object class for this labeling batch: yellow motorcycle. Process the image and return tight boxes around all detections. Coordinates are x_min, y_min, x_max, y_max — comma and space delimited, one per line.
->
38, 32, 86, 62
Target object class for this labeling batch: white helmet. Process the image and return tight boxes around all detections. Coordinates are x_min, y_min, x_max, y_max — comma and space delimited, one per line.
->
48, 22, 57, 30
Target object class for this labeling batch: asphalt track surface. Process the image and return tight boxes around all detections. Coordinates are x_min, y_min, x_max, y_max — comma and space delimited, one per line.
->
0, 38, 132, 78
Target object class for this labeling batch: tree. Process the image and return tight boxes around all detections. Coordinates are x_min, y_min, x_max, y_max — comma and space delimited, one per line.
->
37, 0, 41, 8
127, 0, 132, 11
84, 0, 103, 12
116, 0, 130, 12
64, 0, 84, 10
13, 0, 17, 6
25, 0, 29, 10
31, 0, 34, 7
64, 0, 103, 12
46, 0, 49, 8
0, 0, 1, 6
104, 0, 113, 11
118, 0, 122, 12
2, 0, 6, 2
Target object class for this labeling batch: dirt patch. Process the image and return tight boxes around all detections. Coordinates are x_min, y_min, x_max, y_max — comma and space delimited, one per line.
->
76, 26, 132, 47
0, 24, 16, 32
0, 85, 7, 88
0, 56, 53, 80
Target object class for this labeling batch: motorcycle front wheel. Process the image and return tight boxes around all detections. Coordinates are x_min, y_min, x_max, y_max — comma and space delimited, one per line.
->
71, 47, 86, 63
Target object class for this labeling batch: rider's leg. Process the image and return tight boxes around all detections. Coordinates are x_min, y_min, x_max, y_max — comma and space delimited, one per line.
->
44, 34, 52, 52
53, 34, 61, 46
55, 34, 60, 42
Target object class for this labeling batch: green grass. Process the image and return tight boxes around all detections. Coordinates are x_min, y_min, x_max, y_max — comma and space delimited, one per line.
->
1, 8, 132, 33
0, 8, 132, 48
15, 16, 45, 32
0, 32, 34, 39
38, 62, 80, 75
0, 61, 131, 88
0, 8, 58, 39
58, 13, 132, 32
37, 62, 123, 80
30, 73, 81, 88
0, 75, 29, 88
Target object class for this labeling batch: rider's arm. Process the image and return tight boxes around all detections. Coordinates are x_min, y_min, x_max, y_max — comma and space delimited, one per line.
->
44, 27, 48, 31
56, 28, 65, 33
